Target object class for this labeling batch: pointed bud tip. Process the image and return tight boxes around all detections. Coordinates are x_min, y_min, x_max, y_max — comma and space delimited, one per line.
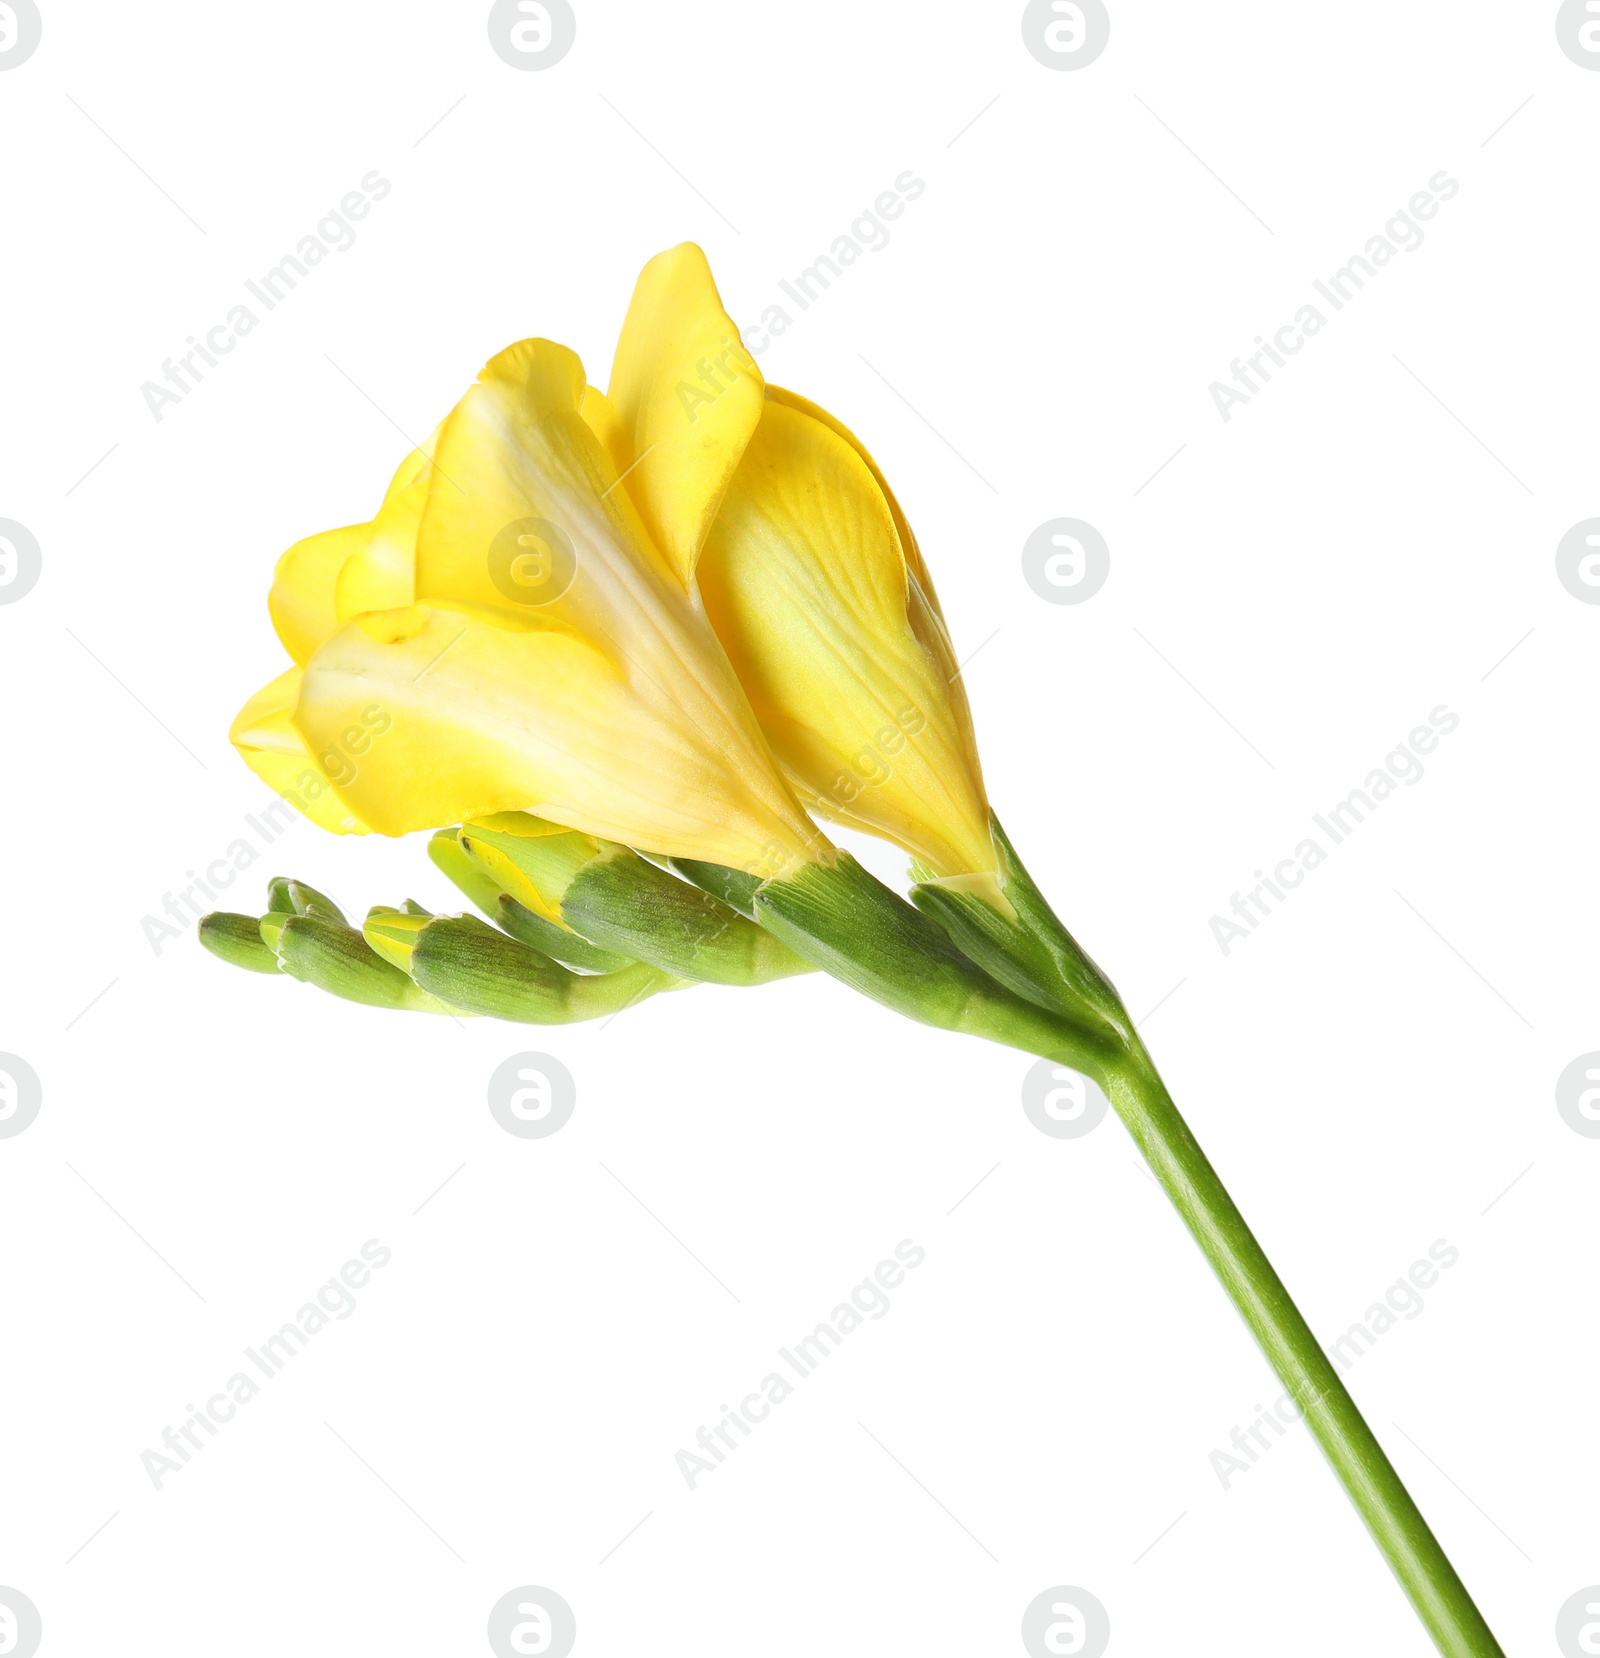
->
198, 912, 283, 975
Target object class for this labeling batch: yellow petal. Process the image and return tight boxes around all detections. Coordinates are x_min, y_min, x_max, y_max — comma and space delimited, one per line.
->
333, 468, 424, 622
413, 337, 651, 619
379, 425, 441, 507
269, 436, 439, 663
294, 605, 824, 876
700, 393, 995, 880
229, 666, 372, 835
393, 335, 822, 872
766, 384, 964, 688
269, 523, 368, 667
607, 243, 763, 585
579, 383, 629, 473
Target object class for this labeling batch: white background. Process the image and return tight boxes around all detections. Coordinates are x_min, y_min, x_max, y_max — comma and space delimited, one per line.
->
0, 3, 1594, 1654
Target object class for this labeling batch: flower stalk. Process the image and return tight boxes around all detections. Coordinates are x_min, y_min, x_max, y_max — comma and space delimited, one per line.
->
755, 840, 1502, 1657
660, 840, 1502, 1655
1098, 1038, 1503, 1657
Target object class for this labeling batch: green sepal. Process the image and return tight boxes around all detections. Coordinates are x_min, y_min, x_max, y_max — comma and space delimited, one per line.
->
909, 879, 1072, 1016
198, 912, 282, 974
753, 853, 996, 1025
911, 815, 1131, 1041
408, 914, 680, 1023
495, 895, 638, 974
665, 859, 762, 919
427, 829, 506, 918
266, 876, 347, 923
753, 854, 1119, 1080
563, 852, 813, 986
362, 911, 430, 974
274, 914, 465, 1014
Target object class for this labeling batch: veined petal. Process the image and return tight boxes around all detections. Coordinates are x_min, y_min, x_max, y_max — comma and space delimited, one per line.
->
763, 391, 933, 601
773, 386, 986, 837
293, 605, 824, 876
229, 666, 372, 835
412, 336, 674, 620
700, 393, 995, 880
607, 243, 764, 585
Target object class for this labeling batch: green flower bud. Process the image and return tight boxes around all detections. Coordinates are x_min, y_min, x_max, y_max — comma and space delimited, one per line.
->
562, 850, 813, 987
427, 829, 506, 918
458, 814, 603, 921
362, 911, 431, 974
494, 896, 638, 974
407, 914, 681, 1023
266, 876, 347, 922
665, 858, 762, 918
274, 914, 466, 1014
198, 912, 282, 974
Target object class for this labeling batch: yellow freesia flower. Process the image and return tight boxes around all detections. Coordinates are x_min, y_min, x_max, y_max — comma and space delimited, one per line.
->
605, 245, 997, 887
233, 324, 825, 878
233, 239, 991, 890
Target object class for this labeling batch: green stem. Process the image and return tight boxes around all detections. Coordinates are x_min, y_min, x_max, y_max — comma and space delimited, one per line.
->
715, 848, 1503, 1653
1090, 1032, 1503, 1656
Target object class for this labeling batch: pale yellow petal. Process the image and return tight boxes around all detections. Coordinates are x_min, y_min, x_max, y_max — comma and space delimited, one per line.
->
413, 336, 675, 621
579, 383, 629, 473
268, 523, 368, 667
607, 243, 764, 585
700, 395, 994, 879
229, 666, 372, 835
269, 434, 441, 662
766, 384, 963, 687
294, 606, 823, 875
334, 470, 424, 622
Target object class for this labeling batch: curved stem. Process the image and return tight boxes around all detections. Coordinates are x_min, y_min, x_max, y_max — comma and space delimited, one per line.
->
1096, 1034, 1504, 1657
